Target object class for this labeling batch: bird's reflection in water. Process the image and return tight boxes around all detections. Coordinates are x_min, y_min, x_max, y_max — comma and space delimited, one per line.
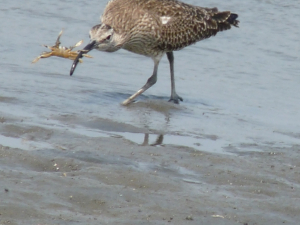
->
141, 133, 164, 146
125, 100, 182, 148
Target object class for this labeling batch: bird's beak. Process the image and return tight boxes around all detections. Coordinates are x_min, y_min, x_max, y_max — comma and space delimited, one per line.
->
70, 40, 96, 76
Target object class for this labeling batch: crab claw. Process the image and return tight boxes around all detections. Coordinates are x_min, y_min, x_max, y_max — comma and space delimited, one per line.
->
69, 40, 83, 51
55, 29, 64, 47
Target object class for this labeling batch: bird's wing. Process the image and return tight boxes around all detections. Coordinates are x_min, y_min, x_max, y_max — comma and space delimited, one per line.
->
143, 0, 233, 51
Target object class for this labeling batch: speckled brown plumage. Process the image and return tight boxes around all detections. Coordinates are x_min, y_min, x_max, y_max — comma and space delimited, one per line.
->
102, 0, 239, 56
70, 0, 239, 105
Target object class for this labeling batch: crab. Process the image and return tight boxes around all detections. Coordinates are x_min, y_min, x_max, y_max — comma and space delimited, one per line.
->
32, 29, 92, 63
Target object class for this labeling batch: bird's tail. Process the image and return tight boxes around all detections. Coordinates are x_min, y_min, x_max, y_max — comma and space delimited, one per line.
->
210, 11, 239, 32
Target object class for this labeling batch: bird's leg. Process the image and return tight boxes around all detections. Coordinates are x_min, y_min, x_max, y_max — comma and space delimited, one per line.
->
167, 52, 183, 103
122, 58, 160, 106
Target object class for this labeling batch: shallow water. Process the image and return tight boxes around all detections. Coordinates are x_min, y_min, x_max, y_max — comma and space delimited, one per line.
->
1, 0, 299, 154
1, 1, 300, 224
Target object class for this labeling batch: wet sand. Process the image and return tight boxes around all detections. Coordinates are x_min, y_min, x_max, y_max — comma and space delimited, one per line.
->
1, 113, 299, 225
1, 0, 300, 224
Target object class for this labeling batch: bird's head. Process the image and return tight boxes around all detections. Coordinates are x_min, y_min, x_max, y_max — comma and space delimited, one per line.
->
89, 24, 117, 52
70, 23, 122, 76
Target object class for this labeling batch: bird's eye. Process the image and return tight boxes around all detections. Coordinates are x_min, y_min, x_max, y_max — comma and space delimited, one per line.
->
106, 35, 111, 40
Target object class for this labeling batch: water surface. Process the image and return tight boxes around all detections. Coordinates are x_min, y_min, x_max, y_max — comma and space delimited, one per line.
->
1, 0, 299, 153
1, 1, 300, 224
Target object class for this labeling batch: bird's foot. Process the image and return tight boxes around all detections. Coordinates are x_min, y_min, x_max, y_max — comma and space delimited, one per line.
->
122, 98, 134, 106
168, 94, 183, 104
